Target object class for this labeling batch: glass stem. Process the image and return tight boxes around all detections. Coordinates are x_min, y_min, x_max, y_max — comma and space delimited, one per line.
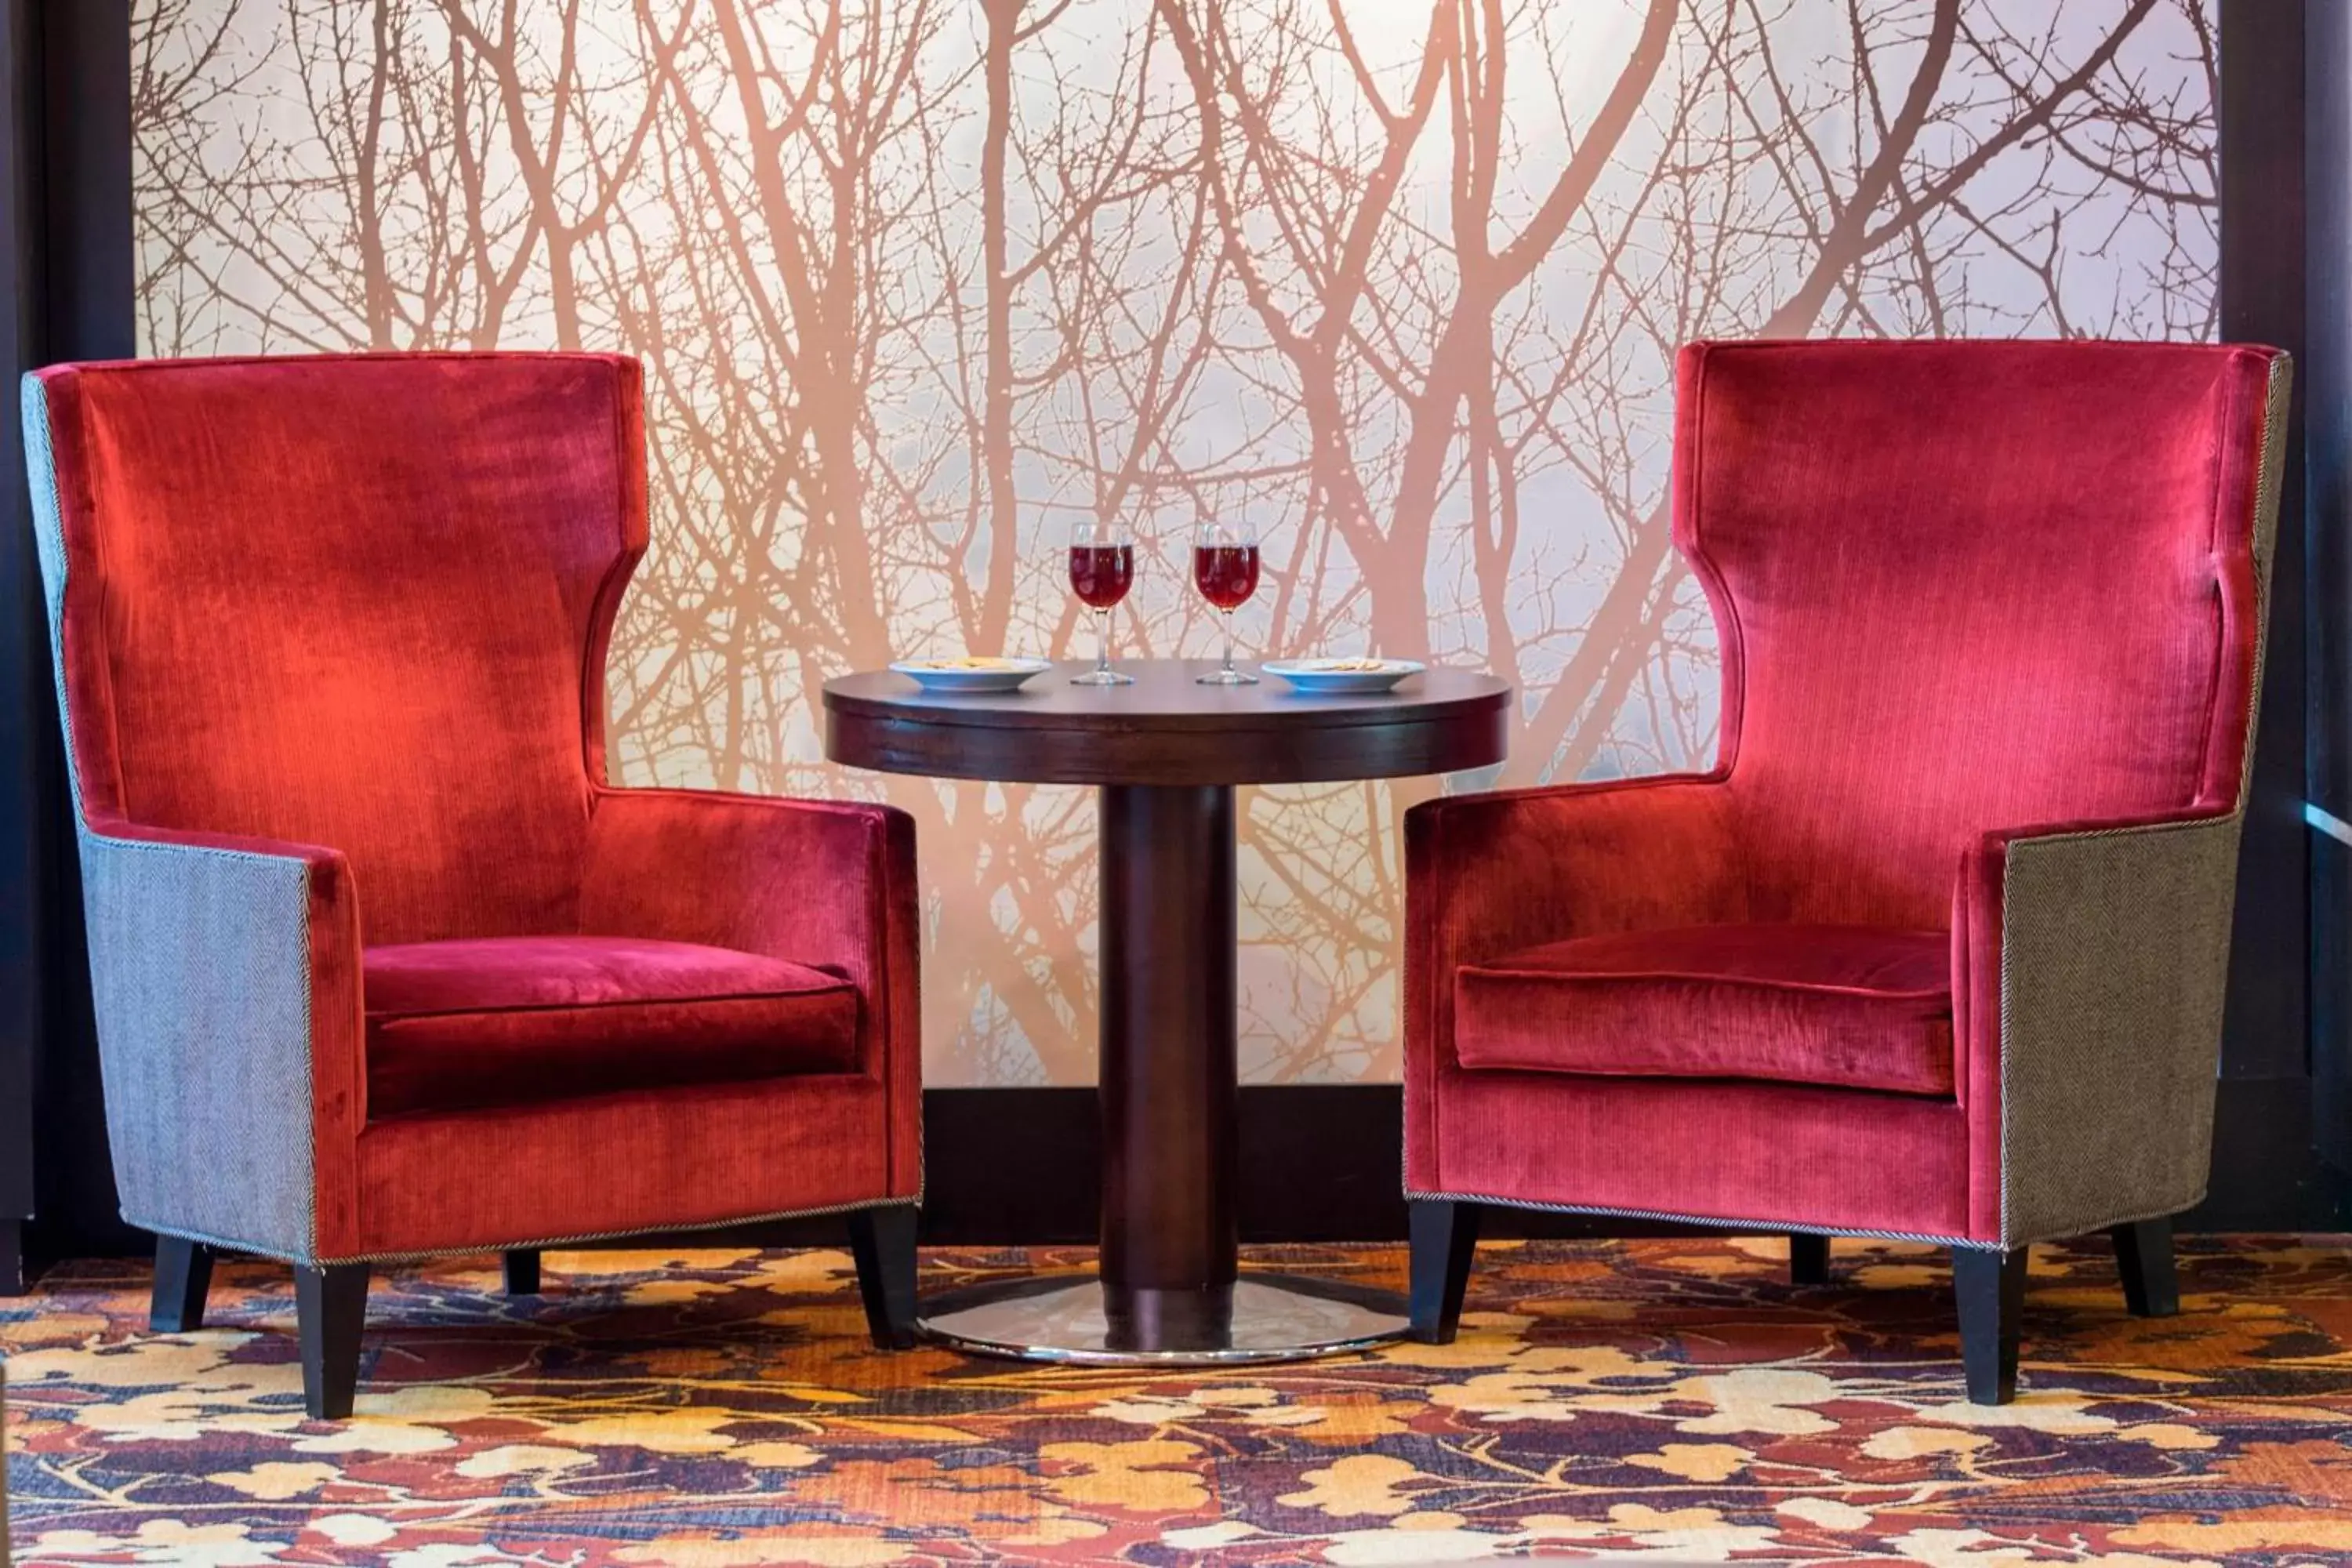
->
1095, 607, 1112, 677
1222, 611, 1236, 677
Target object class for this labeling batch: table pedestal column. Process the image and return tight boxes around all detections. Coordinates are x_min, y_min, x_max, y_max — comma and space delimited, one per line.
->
1098, 784, 1239, 1349
915, 786, 1410, 1365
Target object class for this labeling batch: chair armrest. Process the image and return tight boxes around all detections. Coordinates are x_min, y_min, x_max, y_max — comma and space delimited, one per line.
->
1955, 808, 2243, 1246
1403, 775, 1740, 1187
73, 815, 363, 1264
580, 788, 920, 1093
1405, 774, 1741, 981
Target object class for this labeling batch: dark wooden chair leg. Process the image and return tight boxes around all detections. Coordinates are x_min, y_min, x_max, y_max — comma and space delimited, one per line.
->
1789, 1232, 1831, 1287
296, 1263, 370, 1420
503, 1249, 542, 1297
151, 1236, 215, 1333
2111, 1217, 2178, 1318
1953, 1247, 2027, 1405
846, 1205, 920, 1349
1408, 1199, 1482, 1345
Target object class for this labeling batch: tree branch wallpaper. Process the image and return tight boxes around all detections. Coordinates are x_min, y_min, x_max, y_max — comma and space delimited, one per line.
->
132, 0, 2218, 1087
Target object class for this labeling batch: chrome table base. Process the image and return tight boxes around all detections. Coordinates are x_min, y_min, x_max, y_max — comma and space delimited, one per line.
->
916, 1273, 1411, 1367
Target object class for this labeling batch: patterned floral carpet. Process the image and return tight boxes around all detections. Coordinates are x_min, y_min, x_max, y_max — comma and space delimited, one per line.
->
5, 1237, 2352, 1566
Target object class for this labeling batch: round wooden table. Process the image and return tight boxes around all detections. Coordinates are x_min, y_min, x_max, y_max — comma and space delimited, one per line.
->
824, 658, 1512, 1363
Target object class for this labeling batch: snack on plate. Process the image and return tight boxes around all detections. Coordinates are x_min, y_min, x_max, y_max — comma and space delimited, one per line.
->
904, 656, 1022, 671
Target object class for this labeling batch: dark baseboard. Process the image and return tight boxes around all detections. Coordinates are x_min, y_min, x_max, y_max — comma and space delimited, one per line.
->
2190, 1073, 2352, 1231
910, 1076, 2352, 1246
24, 1077, 2350, 1274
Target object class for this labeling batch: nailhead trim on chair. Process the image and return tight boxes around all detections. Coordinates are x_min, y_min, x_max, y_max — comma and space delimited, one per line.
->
1403, 1187, 2203, 1251
132, 1196, 927, 1269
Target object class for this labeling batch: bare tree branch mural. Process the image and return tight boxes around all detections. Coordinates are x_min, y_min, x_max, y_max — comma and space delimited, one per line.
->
132, 0, 2217, 1086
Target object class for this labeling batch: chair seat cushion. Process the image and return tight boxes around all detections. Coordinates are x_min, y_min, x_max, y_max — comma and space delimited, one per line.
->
1453, 924, 1954, 1097
364, 935, 860, 1119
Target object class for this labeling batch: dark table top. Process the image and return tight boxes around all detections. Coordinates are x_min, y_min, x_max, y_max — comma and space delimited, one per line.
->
824, 659, 1512, 787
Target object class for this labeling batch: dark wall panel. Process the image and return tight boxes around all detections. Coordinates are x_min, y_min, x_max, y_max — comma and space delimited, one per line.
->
0, 0, 46, 1292
2217, 0, 2309, 1084
2309, 0, 2352, 1176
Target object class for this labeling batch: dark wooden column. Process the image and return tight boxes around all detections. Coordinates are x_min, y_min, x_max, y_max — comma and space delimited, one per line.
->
2183, 0, 2352, 1229
2309, 2, 2352, 1181
2217, 3, 2307, 1083
0, 0, 41, 1296
0, 0, 136, 1289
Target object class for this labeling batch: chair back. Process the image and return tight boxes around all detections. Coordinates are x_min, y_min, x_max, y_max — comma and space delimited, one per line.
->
1673, 339, 2285, 927
26, 352, 646, 944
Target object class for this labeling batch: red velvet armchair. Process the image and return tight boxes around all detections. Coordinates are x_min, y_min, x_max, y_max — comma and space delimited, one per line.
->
22, 353, 923, 1417
1404, 340, 2288, 1403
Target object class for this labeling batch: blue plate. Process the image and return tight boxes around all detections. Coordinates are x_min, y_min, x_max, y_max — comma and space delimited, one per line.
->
888, 657, 1052, 693
1260, 658, 1427, 695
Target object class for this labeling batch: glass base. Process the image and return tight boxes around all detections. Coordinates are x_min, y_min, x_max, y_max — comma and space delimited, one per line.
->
1196, 666, 1259, 685
1070, 667, 1136, 686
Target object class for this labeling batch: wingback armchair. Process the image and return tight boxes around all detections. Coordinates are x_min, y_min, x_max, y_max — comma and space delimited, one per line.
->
24, 353, 923, 1417
1404, 340, 2288, 1403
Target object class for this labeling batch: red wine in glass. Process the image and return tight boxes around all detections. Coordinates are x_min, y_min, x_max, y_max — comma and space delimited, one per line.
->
1192, 521, 1261, 684
1069, 521, 1136, 685
1192, 544, 1259, 610
1069, 543, 1134, 609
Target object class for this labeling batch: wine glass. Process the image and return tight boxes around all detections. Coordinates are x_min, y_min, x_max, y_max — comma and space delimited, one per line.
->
1068, 518, 1136, 686
1192, 519, 1261, 685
